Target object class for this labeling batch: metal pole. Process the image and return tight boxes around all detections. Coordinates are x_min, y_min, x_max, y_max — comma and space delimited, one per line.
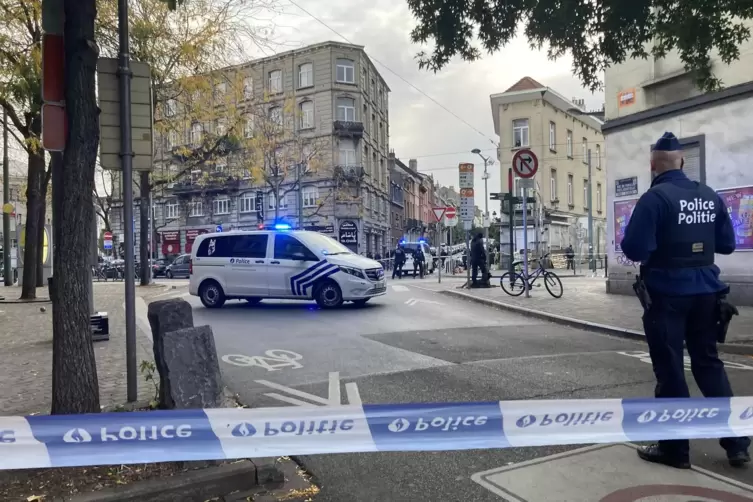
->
483, 158, 489, 283
522, 187, 529, 298
148, 192, 153, 264
2, 109, 11, 286
507, 169, 514, 278
297, 163, 304, 229
587, 149, 594, 273
465, 228, 470, 286
89, 210, 96, 315
437, 220, 442, 284
118, 0, 137, 403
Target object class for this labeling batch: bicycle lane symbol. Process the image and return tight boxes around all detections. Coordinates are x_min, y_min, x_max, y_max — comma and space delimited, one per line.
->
222, 350, 304, 372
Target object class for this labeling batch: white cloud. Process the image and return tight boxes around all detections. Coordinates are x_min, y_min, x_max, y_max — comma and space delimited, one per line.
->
259, 0, 604, 206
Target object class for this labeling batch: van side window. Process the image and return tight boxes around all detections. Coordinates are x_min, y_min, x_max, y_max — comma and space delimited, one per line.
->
274, 234, 317, 260
232, 234, 268, 258
196, 236, 231, 257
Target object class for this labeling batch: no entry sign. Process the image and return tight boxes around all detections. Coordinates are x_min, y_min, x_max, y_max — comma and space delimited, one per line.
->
512, 149, 538, 179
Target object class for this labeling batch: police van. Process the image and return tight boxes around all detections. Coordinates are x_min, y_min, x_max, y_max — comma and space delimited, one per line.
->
188, 226, 386, 309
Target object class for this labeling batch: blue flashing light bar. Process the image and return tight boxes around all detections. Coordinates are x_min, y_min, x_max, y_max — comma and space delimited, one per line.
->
274, 223, 292, 230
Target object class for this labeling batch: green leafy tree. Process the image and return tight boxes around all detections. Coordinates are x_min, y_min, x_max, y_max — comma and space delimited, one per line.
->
405, 0, 753, 91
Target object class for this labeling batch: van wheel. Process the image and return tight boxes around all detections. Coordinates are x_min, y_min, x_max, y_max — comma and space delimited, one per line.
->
314, 280, 343, 309
245, 297, 262, 305
200, 280, 226, 308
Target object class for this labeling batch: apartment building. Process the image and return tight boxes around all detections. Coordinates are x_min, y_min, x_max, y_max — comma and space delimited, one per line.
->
603, 21, 753, 304
110, 41, 391, 257
489, 77, 607, 256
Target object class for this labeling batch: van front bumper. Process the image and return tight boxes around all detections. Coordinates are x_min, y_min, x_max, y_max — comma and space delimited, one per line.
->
341, 277, 387, 300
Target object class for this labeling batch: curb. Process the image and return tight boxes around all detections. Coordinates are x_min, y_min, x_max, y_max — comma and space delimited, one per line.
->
67, 458, 283, 502
440, 290, 753, 357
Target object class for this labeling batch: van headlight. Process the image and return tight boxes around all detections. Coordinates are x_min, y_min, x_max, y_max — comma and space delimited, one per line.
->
339, 266, 366, 279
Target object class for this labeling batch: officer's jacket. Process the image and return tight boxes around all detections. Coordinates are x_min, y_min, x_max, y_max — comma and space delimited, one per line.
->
621, 170, 735, 296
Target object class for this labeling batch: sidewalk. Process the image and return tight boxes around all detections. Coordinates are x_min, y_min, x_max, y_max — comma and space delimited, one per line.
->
0, 283, 157, 416
433, 277, 753, 355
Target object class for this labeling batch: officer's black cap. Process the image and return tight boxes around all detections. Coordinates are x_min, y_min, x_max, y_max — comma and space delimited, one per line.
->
652, 132, 681, 152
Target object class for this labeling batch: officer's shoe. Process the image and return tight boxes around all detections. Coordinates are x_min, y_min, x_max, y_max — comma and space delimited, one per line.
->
728, 450, 750, 468
637, 444, 691, 469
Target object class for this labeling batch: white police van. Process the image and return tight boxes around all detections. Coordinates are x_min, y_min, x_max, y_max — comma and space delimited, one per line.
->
188, 226, 386, 309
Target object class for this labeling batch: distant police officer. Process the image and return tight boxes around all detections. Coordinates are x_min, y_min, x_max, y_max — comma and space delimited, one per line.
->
621, 132, 750, 469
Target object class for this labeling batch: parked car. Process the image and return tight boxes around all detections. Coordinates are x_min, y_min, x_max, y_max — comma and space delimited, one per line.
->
165, 254, 191, 279
151, 258, 170, 278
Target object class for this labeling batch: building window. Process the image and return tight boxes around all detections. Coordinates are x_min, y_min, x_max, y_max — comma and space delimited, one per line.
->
298, 63, 312, 88
512, 119, 529, 147
215, 118, 227, 136
213, 198, 230, 215
189, 200, 203, 217
596, 144, 601, 169
361, 67, 367, 91
244, 116, 254, 138
167, 130, 179, 149
549, 122, 556, 151
338, 141, 356, 166
214, 82, 226, 100
596, 183, 602, 211
336, 59, 355, 83
215, 157, 228, 172
191, 123, 203, 146
363, 104, 369, 132
299, 101, 314, 129
243, 77, 253, 99
236, 193, 255, 213
583, 179, 589, 207
550, 169, 557, 201
302, 186, 318, 207
165, 99, 177, 117
268, 70, 282, 93
269, 106, 282, 126
363, 145, 370, 176
165, 201, 179, 219
582, 138, 588, 164
371, 78, 376, 97
268, 192, 288, 210
566, 130, 573, 157
336, 97, 355, 121
567, 175, 573, 205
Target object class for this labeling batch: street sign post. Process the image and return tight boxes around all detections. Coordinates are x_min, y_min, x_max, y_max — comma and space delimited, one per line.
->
215, 225, 223, 233
432, 207, 446, 222
459, 163, 475, 287
511, 150, 538, 298
103, 231, 113, 250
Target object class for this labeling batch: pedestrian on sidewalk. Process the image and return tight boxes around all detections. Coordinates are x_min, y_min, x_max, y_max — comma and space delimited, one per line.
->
621, 131, 750, 470
392, 244, 405, 280
412, 248, 425, 279
470, 233, 488, 287
565, 245, 575, 270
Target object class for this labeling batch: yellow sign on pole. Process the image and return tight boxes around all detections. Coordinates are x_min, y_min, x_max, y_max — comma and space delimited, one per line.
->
19, 226, 50, 264
2, 202, 13, 214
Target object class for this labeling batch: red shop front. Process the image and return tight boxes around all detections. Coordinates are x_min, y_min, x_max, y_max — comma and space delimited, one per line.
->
161, 231, 181, 257
184, 228, 210, 254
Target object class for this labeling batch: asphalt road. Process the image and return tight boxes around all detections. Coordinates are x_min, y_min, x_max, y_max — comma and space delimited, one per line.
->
159, 277, 753, 501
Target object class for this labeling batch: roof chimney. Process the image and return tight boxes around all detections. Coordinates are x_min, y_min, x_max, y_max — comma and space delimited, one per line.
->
409, 159, 418, 171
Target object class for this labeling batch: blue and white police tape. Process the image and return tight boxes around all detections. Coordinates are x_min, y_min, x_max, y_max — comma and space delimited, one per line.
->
2, 397, 753, 470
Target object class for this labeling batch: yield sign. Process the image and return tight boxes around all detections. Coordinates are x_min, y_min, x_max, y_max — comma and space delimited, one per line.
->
432, 207, 447, 222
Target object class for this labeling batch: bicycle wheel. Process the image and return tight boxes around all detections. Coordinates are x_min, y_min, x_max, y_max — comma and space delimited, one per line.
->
500, 271, 526, 296
543, 271, 563, 298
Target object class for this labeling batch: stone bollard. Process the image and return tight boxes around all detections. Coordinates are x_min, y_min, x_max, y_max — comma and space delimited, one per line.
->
147, 298, 194, 408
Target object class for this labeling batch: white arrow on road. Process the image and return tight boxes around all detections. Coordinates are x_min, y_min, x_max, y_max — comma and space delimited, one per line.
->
256, 371, 362, 406
405, 298, 444, 306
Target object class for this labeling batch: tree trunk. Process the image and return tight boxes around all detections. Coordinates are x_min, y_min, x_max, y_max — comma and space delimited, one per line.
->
52, 0, 100, 415
139, 171, 150, 285
20, 142, 44, 299
36, 168, 51, 287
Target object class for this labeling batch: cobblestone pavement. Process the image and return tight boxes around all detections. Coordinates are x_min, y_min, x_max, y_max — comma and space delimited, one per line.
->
415, 276, 753, 345
0, 282, 160, 417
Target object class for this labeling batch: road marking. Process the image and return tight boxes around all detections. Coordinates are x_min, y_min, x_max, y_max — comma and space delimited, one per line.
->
222, 350, 304, 371
151, 289, 188, 299
617, 350, 753, 371
256, 371, 361, 407
405, 298, 444, 306
345, 382, 362, 406
391, 285, 409, 292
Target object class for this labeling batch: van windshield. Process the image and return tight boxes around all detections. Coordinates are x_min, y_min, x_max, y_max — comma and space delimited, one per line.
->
304, 232, 353, 255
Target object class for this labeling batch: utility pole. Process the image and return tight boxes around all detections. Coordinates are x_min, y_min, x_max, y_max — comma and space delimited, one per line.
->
587, 149, 594, 273
297, 162, 304, 229
118, 0, 138, 403
472, 149, 492, 282
2, 109, 11, 286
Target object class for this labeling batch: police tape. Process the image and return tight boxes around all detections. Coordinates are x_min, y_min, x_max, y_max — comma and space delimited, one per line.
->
2, 397, 752, 470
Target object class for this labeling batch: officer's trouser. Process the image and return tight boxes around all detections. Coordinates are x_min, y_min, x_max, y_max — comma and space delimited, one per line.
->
413, 261, 424, 278
642, 292, 751, 458
392, 261, 402, 279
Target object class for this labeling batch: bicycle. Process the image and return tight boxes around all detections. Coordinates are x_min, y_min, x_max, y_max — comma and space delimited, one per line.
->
499, 253, 564, 298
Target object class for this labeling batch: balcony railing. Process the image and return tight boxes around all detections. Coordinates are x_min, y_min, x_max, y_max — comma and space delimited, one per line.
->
333, 120, 364, 138
334, 164, 364, 181
169, 174, 242, 194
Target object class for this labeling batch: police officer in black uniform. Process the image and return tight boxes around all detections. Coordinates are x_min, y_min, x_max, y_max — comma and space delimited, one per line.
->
621, 132, 750, 469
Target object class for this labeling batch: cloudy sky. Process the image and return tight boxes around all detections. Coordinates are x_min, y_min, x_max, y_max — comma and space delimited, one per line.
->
256, 0, 605, 207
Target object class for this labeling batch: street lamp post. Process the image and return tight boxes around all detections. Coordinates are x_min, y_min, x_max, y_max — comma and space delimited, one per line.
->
472, 149, 492, 282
